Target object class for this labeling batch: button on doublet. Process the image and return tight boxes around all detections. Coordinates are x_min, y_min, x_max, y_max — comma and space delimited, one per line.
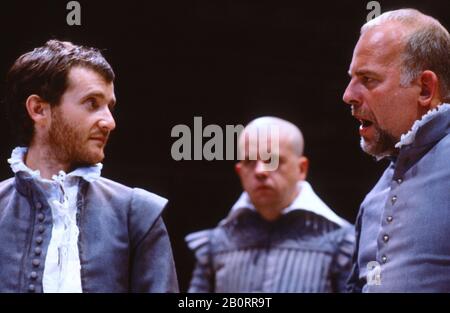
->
34, 247, 42, 256
30, 271, 38, 280
37, 213, 45, 222
32, 259, 40, 267
391, 196, 397, 205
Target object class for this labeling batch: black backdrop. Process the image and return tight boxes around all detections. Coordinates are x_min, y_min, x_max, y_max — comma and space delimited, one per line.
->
0, 0, 448, 291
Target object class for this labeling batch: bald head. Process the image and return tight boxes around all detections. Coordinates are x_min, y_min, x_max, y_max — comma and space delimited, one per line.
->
235, 117, 309, 220
239, 116, 305, 158
362, 9, 447, 35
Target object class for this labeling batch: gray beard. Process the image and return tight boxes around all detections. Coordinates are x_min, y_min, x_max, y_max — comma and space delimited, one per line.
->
360, 124, 398, 160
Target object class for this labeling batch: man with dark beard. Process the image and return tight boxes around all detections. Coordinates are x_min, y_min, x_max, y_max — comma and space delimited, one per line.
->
0, 40, 178, 292
343, 9, 450, 292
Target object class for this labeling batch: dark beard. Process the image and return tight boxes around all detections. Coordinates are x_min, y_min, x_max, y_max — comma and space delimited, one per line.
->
48, 109, 101, 169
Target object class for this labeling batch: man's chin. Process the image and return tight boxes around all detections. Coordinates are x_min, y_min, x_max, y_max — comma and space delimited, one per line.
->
360, 138, 394, 159
251, 195, 277, 208
90, 151, 105, 164
75, 150, 105, 166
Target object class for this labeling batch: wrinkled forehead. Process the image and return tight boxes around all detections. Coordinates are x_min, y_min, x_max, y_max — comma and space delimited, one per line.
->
353, 23, 408, 68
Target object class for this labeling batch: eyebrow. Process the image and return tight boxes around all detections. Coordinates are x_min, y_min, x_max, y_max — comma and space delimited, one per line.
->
347, 69, 380, 78
357, 69, 378, 76
83, 91, 116, 107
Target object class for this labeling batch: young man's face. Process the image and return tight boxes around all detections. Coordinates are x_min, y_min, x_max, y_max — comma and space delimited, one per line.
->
47, 66, 116, 167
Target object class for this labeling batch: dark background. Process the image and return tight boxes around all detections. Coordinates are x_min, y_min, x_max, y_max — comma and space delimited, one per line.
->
0, 0, 448, 292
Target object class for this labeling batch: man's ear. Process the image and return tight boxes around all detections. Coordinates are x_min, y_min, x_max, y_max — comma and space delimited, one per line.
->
25, 95, 51, 126
298, 156, 309, 181
418, 70, 440, 109
235, 162, 242, 176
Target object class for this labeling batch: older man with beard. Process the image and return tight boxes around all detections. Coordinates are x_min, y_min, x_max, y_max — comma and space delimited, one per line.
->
0, 40, 178, 292
343, 9, 450, 292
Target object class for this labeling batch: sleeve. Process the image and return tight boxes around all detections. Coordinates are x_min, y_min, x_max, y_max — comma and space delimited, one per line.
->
128, 188, 179, 292
346, 206, 365, 293
330, 225, 356, 293
185, 229, 215, 293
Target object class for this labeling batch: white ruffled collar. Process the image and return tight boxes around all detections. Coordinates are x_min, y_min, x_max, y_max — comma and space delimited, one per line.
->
395, 103, 450, 149
222, 180, 349, 227
8, 146, 102, 184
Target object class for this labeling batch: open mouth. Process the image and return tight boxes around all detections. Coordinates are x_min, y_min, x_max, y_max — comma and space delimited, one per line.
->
359, 119, 373, 129
356, 117, 375, 137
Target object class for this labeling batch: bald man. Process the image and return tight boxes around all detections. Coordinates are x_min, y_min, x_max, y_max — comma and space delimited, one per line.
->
185, 117, 354, 292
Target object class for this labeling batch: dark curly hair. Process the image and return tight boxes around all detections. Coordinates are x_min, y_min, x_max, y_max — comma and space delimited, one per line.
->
4, 39, 115, 146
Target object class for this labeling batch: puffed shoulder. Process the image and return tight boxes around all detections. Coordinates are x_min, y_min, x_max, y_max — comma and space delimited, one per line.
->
0, 178, 15, 195
128, 188, 169, 248
329, 225, 356, 268
328, 225, 355, 246
0, 177, 14, 189
185, 229, 213, 264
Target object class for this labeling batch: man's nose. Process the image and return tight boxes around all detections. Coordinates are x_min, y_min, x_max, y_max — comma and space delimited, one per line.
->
98, 107, 116, 131
342, 79, 361, 106
254, 160, 269, 179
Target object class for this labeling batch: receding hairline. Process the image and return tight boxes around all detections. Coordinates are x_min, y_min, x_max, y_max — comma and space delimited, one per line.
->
361, 8, 448, 37
359, 8, 450, 101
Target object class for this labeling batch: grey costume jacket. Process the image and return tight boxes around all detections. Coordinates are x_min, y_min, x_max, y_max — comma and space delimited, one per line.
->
187, 210, 354, 293
347, 104, 450, 292
0, 173, 179, 292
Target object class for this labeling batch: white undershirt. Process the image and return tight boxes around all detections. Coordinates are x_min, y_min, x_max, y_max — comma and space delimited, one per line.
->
42, 172, 82, 293
8, 147, 102, 293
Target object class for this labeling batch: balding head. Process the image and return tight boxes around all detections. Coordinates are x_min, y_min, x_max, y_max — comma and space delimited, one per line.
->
235, 117, 309, 221
362, 9, 447, 35
238, 116, 305, 159
362, 9, 450, 102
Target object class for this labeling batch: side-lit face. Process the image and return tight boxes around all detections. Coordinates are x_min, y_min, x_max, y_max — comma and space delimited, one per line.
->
343, 23, 421, 157
47, 66, 116, 167
236, 133, 305, 220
